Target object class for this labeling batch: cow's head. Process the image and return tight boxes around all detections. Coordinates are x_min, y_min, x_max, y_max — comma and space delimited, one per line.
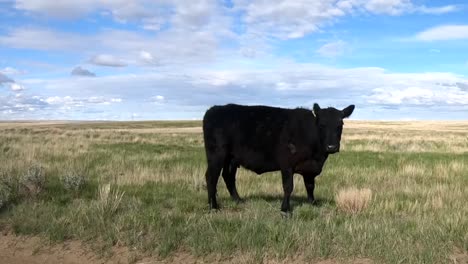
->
313, 103, 355, 154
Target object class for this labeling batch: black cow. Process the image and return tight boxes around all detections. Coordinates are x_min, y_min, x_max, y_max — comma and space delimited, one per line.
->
202, 103, 355, 214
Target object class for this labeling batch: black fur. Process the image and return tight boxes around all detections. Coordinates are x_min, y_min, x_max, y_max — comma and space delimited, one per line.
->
202, 103, 354, 213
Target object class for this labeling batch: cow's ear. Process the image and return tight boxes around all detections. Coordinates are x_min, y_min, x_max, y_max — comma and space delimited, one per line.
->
313, 103, 321, 117
342, 105, 355, 118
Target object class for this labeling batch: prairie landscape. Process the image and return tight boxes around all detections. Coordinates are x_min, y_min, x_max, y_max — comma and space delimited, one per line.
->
0, 120, 467, 264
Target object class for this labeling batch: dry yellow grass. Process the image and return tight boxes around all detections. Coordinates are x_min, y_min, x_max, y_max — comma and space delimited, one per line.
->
399, 163, 427, 177
342, 120, 468, 153
344, 120, 468, 132
335, 187, 373, 214
1, 120, 467, 186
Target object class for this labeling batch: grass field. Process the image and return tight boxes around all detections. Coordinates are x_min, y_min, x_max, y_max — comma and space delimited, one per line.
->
0, 120, 467, 263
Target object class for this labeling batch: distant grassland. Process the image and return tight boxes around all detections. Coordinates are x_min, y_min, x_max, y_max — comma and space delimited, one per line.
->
0, 120, 467, 263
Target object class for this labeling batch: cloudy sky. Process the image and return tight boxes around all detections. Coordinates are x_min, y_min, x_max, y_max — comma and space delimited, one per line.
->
1, 0, 468, 120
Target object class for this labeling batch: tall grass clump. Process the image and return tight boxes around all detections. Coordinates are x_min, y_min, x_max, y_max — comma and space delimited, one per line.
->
95, 183, 125, 218
336, 187, 373, 214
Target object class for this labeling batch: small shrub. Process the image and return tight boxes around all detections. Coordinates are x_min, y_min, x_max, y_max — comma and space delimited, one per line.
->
336, 187, 372, 214
0, 170, 19, 208
21, 164, 46, 197
62, 171, 87, 192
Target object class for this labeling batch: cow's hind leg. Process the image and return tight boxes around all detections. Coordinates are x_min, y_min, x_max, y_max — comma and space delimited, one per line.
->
222, 158, 242, 203
206, 157, 223, 210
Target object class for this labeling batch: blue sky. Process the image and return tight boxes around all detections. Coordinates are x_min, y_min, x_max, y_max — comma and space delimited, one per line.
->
1, 0, 468, 120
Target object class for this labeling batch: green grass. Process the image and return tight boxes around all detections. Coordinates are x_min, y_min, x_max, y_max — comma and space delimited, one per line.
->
0, 121, 467, 263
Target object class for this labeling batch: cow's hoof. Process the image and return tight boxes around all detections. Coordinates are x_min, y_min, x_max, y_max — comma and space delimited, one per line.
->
209, 203, 220, 211
280, 211, 292, 219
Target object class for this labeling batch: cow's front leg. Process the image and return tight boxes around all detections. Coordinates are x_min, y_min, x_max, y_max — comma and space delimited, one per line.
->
280, 168, 294, 215
303, 175, 315, 204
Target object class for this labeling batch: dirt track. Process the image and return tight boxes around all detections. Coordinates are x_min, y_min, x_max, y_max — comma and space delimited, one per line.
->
2, 233, 467, 264
0, 233, 375, 264
0, 233, 146, 264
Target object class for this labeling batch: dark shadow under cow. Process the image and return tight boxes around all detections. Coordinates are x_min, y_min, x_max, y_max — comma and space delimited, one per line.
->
202, 103, 355, 214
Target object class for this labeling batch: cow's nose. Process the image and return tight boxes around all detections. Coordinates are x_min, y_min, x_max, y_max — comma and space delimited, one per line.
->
326, 145, 339, 153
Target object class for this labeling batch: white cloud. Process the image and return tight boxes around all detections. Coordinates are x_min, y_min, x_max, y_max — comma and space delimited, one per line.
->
14, 0, 158, 20
71, 66, 96, 77
88, 96, 122, 105
363, 0, 412, 15
317, 40, 347, 58
0, 28, 82, 50
414, 25, 468, 41
44, 95, 74, 105
96, 29, 220, 65
416, 5, 459, 15
15, 0, 98, 18
233, 0, 458, 39
171, 0, 219, 30
90, 54, 127, 67
13, 0, 224, 32
367, 86, 468, 105
239, 47, 257, 58
8, 63, 467, 120
141, 17, 166, 31
0, 72, 25, 92
0, 72, 14, 84
5, 0, 459, 50
1, 0, 230, 69
152, 95, 165, 104
0, 94, 48, 116
105, 1, 154, 22
0, 93, 123, 119
234, 0, 345, 39
139, 50, 158, 65
0, 27, 222, 67
0, 67, 24, 75
44, 95, 122, 107
10, 83, 24, 91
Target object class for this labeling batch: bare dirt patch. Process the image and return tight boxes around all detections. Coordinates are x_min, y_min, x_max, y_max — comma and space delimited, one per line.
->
451, 248, 468, 264
0, 233, 142, 264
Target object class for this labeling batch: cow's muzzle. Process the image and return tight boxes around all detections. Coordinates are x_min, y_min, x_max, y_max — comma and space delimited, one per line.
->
326, 145, 340, 153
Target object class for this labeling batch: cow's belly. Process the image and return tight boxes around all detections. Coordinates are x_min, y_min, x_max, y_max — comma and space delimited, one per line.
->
294, 159, 324, 176
241, 163, 279, 175
232, 150, 280, 175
